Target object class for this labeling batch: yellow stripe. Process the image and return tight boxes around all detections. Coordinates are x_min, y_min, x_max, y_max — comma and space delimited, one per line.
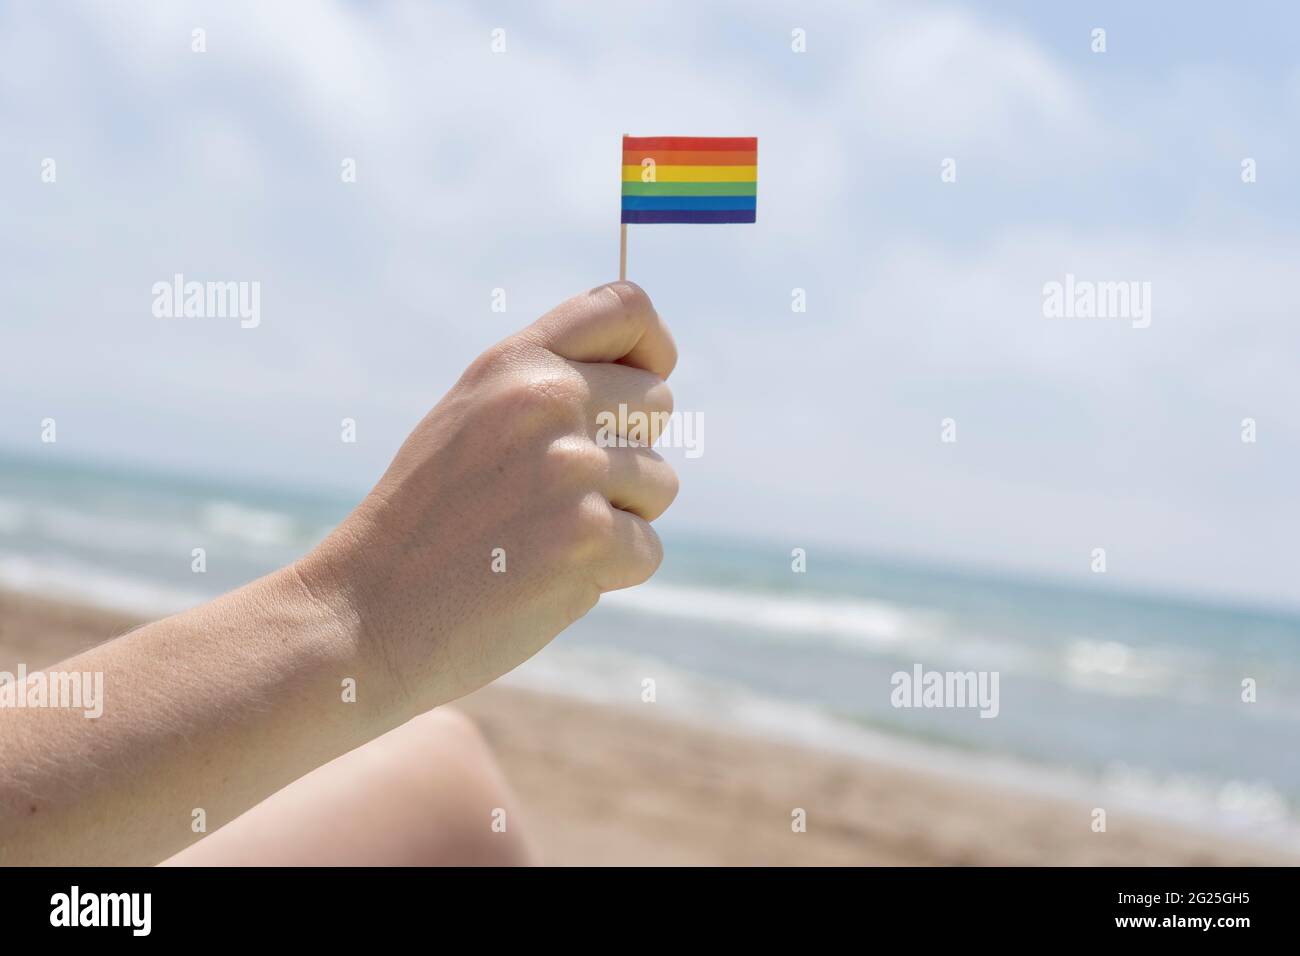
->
621, 165, 757, 183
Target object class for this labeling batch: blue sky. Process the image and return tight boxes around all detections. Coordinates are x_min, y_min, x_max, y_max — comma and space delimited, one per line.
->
3, 1, 1298, 609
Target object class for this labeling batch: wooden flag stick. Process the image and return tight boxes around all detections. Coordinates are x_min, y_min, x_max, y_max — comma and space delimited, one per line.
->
619, 131, 629, 281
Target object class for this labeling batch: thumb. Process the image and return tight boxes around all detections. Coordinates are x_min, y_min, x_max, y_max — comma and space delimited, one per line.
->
521, 281, 677, 380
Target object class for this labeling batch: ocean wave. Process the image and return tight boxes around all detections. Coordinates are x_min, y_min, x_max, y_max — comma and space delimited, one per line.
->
600, 580, 1048, 676
0, 498, 198, 557
0, 551, 210, 617
603, 581, 927, 649
600, 582, 1255, 705
1063, 638, 1175, 696
200, 500, 300, 548
0, 493, 313, 561
1102, 762, 1293, 832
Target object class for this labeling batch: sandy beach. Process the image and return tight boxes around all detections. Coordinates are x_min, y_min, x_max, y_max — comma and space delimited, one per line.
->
0, 585, 1291, 866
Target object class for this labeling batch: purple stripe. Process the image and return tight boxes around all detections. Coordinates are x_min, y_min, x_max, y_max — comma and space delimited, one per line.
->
621, 209, 757, 224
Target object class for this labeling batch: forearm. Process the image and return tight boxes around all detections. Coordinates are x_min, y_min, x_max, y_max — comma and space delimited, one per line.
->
0, 280, 677, 865
0, 561, 403, 865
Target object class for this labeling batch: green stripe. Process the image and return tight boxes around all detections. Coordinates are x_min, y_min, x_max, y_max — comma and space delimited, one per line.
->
621, 181, 757, 197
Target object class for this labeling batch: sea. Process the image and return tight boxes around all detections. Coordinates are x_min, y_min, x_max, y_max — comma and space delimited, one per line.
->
2, 450, 1297, 850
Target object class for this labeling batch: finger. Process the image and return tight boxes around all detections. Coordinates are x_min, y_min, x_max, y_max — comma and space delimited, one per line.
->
575, 361, 674, 444
602, 445, 679, 522
522, 281, 677, 379
596, 506, 664, 592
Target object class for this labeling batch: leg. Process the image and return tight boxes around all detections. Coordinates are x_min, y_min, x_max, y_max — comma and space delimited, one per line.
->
162, 707, 537, 866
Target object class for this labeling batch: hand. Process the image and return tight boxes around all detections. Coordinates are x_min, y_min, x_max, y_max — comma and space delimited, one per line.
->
300, 281, 679, 715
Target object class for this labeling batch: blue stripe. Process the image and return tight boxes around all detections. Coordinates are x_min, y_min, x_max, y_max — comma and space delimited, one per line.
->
622, 210, 757, 224
620, 195, 757, 211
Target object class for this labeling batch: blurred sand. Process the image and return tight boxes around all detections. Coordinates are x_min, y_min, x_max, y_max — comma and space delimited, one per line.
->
1, 586, 1292, 866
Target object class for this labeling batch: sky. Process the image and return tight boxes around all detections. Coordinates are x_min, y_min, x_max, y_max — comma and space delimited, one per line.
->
2, 1, 1298, 610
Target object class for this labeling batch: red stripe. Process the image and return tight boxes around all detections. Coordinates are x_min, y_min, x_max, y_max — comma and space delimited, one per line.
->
623, 136, 757, 152
621, 150, 757, 166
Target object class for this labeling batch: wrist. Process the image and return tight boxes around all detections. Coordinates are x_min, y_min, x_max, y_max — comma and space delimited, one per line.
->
286, 538, 414, 727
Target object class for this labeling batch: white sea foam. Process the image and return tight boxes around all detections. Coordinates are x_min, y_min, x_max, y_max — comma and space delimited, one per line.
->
604, 581, 926, 650
0, 551, 209, 617
1102, 762, 1293, 831
200, 500, 300, 548
1063, 638, 1176, 696
0, 493, 312, 564
23, 502, 198, 556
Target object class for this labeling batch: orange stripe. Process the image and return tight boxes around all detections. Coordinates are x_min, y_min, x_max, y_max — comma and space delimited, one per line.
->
622, 149, 757, 166
624, 136, 756, 151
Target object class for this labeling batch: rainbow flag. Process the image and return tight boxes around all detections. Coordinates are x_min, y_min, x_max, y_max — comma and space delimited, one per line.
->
621, 136, 757, 224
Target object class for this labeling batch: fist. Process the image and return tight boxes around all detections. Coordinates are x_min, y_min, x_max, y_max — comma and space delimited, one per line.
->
306, 282, 679, 713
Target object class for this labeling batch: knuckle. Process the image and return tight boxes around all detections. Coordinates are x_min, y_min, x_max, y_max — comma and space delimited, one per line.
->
651, 380, 674, 417
639, 524, 665, 576
542, 437, 605, 487
492, 370, 586, 428
547, 493, 612, 562
661, 462, 681, 509
522, 370, 588, 410
657, 329, 678, 379
573, 492, 615, 548
461, 340, 518, 386
605, 280, 652, 316
596, 282, 651, 341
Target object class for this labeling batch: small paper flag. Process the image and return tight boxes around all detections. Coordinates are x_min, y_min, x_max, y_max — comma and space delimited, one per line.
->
621, 136, 757, 224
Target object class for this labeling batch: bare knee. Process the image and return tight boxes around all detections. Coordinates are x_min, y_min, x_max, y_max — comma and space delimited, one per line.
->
386, 707, 537, 866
